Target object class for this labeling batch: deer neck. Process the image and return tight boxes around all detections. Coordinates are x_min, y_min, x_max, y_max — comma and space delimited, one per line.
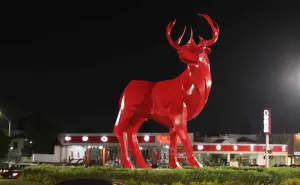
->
184, 64, 202, 90
181, 58, 211, 95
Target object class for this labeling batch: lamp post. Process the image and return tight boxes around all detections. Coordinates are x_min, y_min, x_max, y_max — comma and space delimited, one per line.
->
263, 109, 272, 168
0, 111, 11, 137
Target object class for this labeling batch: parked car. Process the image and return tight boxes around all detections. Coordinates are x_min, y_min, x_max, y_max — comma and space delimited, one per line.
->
1, 168, 20, 179
1, 162, 37, 179
248, 164, 259, 167
273, 164, 287, 167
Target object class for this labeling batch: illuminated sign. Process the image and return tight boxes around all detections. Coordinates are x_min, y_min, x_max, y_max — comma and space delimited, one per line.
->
144, 135, 150, 142
250, 145, 254, 151
65, 136, 71, 141
294, 152, 300, 156
156, 135, 182, 144
177, 153, 186, 159
282, 145, 287, 152
197, 145, 203, 150
82, 136, 88, 142
263, 109, 271, 135
101, 136, 108, 142
156, 135, 169, 144
233, 145, 238, 151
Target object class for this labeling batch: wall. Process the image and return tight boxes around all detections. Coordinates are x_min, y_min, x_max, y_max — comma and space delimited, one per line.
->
31, 145, 101, 164
32, 146, 61, 163
33, 154, 58, 163
257, 153, 265, 166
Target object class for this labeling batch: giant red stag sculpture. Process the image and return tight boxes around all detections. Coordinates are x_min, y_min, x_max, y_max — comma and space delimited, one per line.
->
113, 14, 219, 169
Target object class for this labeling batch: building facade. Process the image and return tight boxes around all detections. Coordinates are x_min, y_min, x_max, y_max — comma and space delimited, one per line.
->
53, 133, 288, 167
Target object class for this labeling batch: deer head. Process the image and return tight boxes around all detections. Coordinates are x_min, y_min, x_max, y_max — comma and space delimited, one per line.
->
166, 14, 219, 64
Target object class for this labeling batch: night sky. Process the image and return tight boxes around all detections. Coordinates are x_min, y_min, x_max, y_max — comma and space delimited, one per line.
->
1, 1, 300, 135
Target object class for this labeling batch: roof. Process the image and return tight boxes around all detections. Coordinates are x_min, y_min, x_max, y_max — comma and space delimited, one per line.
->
237, 137, 257, 143
12, 133, 26, 139
213, 139, 226, 143
213, 139, 232, 144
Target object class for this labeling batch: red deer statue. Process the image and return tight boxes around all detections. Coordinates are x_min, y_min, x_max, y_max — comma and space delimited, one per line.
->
113, 14, 219, 169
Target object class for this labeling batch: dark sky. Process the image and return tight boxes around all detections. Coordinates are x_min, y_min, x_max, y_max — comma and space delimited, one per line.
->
0, 1, 300, 134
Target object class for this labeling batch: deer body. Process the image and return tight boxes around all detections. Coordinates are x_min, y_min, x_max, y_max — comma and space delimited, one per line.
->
150, 54, 211, 124
113, 14, 219, 169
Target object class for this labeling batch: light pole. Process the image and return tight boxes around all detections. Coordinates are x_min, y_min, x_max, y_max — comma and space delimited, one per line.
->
0, 111, 11, 137
263, 109, 272, 168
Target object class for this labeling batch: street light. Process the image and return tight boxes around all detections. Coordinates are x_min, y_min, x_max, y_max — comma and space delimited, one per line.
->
0, 111, 11, 137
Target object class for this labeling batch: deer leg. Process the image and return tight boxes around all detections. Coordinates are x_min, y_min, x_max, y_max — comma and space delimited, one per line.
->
173, 103, 202, 168
113, 109, 135, 169
169, 127, 182, 168
127, 118, 151, 168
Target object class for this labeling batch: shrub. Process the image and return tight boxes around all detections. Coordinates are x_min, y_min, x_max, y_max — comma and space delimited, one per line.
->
21, 165, 300, 185
101, 180, 256, 185
279, 178, 300, 185
263, 168, 300, 184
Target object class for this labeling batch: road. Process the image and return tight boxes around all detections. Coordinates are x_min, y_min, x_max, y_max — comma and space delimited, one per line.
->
0, 178, 10, 181
0, 179, 10, 182
0, 176, 15, 182
0, 176, 14, 183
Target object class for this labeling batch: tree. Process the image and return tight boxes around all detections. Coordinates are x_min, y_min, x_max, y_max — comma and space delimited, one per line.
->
0, 129, 10, 158
18, 115, 61, 154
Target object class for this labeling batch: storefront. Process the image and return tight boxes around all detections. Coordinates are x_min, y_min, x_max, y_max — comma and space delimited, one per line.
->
59, 133, 183, 166
193, 143, 288, 167
58, 133, 288, 167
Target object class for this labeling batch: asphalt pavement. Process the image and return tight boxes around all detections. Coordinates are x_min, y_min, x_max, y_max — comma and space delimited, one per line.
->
0, 179, 10, 182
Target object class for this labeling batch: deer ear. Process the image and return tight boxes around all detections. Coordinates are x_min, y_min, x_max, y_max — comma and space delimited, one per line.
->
204, 47, 211, 54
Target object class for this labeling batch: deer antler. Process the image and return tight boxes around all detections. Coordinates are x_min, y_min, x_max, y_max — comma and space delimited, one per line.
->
166, 20, 187, 49
166, 14, 219, 50
198, 14, 219, 47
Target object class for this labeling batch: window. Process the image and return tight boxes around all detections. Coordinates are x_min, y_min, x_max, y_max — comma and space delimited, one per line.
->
13, 142, 18, 149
